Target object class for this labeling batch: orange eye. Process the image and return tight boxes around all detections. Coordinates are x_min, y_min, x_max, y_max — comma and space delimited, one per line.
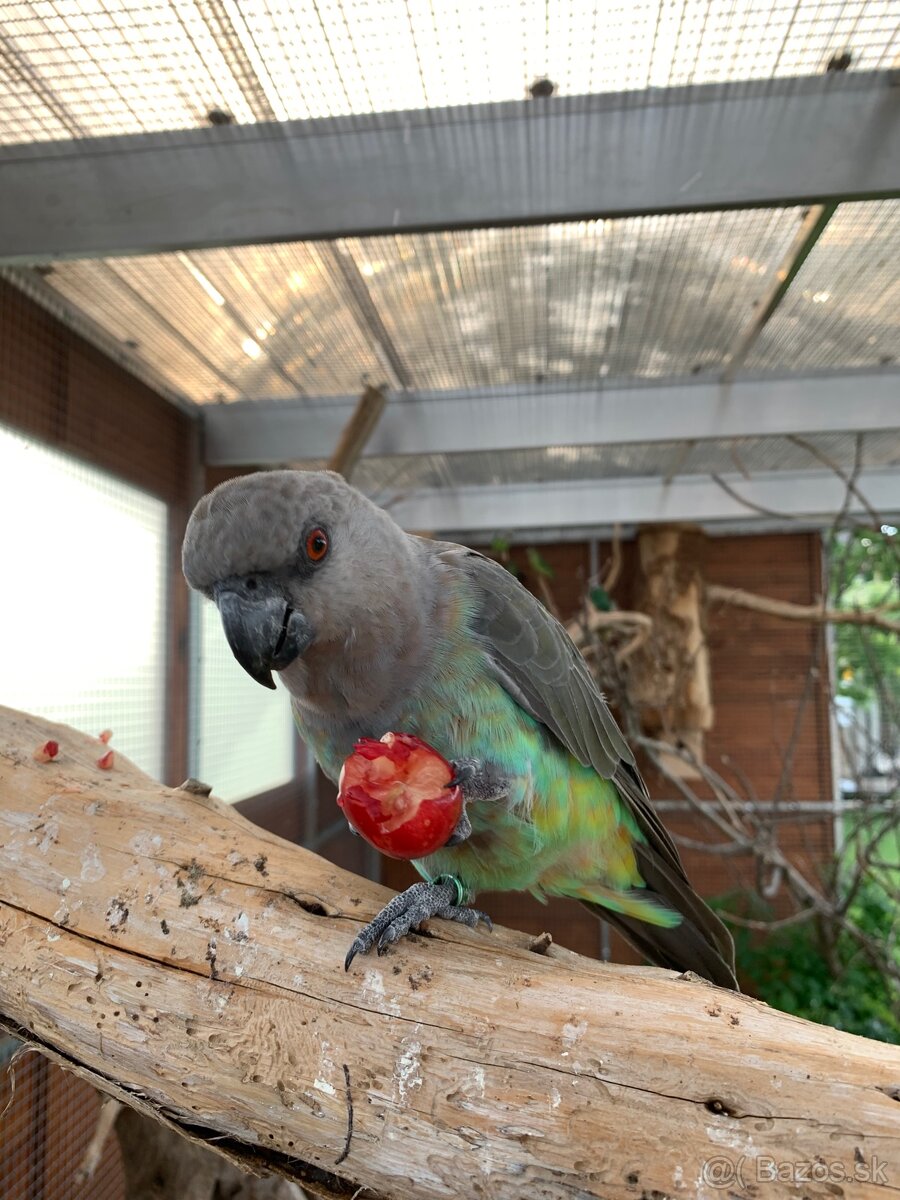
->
306, 528, 329, 562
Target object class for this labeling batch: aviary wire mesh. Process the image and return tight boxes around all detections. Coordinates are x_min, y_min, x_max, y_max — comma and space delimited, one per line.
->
0, 1039, 125, 1200
2, 0, 898, 422
39, 209, 811, 402
747, 200, 900, 373
292, 429, 900, 495
28, 201, 900, 405
2, 0, 897, 143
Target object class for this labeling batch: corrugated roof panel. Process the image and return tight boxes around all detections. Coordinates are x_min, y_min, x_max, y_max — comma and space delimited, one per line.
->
2, 1, 897, 143
46, 243, 382, 401
747, 201, 900, 373
184, 243, 384, 395
37, 201, 899, 401
330, 429, 900, 495
343, 211, 803, 390
46, 257, 241, 400
38, 209, 803, 401
682, 429, 900, 476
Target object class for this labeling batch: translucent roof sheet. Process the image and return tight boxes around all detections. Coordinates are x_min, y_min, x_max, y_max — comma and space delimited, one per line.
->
344, 212, 801, 392
47, 243, 383, 401
747, 200, 900, 373
2, 0, 898, 144
293, 430, 900, 495
43, 208, 811, 403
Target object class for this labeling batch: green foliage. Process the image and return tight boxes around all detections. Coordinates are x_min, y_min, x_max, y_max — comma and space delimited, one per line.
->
721, 882, 900, 1044
829, 528, 899, 706
715, 530, 900, 1040
834, 578, 900, 706
525, 547, 554, 579
829, 526, 898, 589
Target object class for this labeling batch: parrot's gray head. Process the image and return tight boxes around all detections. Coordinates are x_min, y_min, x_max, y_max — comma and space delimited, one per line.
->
182, 469, 422, 691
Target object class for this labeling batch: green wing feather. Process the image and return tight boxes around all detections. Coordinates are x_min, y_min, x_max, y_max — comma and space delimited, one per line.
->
440, 545, 738, 989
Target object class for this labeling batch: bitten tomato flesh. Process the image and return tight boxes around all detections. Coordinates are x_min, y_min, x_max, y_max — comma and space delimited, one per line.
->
337, 732, 463, 860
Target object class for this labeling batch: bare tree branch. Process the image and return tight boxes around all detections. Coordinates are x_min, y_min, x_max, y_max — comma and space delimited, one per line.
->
786, 434, 884, 528
707, 584, 900, 634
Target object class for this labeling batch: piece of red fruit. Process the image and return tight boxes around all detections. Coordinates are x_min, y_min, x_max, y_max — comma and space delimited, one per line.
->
97, 750, 115, 770
33, 740, 59, 763
337, 732, 463, 860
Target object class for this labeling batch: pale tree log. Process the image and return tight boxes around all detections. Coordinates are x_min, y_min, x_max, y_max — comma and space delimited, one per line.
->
2, 706, 900, 1200
626, 526, 714, 775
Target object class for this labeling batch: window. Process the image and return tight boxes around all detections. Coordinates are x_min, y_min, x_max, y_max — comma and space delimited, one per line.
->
0, 423, 167, 778
191, 596, 297, 803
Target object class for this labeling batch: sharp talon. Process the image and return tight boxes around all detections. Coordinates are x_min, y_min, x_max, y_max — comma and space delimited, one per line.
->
343, 879, 490, 966
344, 942, 361, 971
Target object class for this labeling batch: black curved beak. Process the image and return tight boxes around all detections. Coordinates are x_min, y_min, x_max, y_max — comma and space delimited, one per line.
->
214, 578, 314, 690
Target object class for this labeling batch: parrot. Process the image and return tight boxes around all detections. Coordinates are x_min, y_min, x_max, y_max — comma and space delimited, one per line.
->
182, 469, 737, 989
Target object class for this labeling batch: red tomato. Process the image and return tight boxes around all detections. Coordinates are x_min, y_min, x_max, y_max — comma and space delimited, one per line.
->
337, 732, 463, 860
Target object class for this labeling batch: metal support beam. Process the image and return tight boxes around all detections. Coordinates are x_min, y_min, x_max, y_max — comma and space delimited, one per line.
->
1, 73, 898, 263
384, 469, 899, 535
202, 373, 900, 466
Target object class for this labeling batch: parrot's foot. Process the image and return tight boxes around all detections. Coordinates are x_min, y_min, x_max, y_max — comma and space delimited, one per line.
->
448, 758, 510, 803
344, 877, 492, 969
441, 758, 508, 847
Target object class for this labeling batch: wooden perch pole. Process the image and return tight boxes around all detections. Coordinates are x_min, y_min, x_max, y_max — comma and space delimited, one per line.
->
2, 706, 900, 1200
327, 384, 387, 481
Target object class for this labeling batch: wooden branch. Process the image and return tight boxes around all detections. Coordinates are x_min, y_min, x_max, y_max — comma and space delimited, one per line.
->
3, 706, 900, 1200
327, 384, 387, 481
707, 583, 900, 634
601, 523, 623, 592
74, 1095, 123, 1183
566, 610, 653, 665
786, 434, 884, 527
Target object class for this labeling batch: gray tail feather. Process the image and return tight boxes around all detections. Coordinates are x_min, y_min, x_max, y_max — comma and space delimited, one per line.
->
580, 848, 739, 990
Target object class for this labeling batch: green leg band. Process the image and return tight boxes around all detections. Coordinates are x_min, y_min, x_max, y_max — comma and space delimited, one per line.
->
433, 873, 467, 907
